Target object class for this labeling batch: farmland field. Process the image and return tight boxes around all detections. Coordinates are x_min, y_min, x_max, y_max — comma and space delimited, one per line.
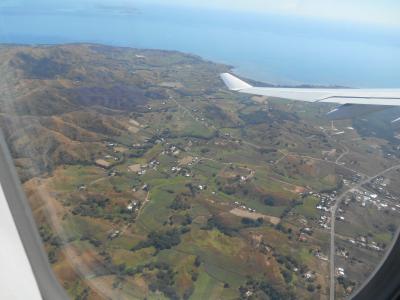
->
1, 44, 400, 300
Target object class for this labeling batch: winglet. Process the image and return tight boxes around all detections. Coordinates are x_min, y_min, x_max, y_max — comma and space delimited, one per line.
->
220, 73, 253, 91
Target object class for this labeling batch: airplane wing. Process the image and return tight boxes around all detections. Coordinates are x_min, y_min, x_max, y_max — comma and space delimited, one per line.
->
220, 73, 400, 121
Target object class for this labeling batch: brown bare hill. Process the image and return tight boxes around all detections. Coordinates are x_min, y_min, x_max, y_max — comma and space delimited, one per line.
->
0, 43, 228, 180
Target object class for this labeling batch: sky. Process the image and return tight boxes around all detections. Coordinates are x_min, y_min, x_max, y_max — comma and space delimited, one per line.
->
108, 0, 400, 28
1, 0, 400, 28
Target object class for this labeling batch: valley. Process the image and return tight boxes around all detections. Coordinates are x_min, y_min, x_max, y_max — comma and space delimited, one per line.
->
1, 44, 400, 300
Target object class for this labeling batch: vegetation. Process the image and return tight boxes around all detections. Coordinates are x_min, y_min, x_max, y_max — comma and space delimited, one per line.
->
131, 228, 185, 252
263, 196, 276, 206
71, 195, 110, 218
169, 196, 191, 211
239, 278, 296, 300
241, 217, 264, 227
203, 216, 238, 236
4, 44, 397, 300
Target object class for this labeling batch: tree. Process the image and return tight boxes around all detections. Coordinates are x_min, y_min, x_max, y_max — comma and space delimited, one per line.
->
194, 256, 201, 267
281, 269, 292, 283
307, 284, 315, 292
264, 196, 275, 206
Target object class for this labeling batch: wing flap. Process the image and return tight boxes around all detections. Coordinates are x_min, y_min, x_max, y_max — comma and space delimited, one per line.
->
326, 104, 392, 120
319, 97, 400, 106
239, 87, 330, 102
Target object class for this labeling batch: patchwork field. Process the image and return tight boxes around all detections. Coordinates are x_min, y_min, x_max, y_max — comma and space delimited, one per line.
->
1, 43, 400, 300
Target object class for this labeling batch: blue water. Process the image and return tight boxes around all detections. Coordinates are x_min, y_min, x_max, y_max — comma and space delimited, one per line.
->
0, 4, 399, 87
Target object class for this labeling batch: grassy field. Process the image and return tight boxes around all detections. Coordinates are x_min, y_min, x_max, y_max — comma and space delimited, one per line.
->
10, 44, 400, 300
294, 196, 320, 219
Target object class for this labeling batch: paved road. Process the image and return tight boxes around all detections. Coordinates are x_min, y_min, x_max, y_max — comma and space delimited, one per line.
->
124, 96, 400, 298
204, 123, 400, 299
329, 162, 400, 300
0, 131, 69, 300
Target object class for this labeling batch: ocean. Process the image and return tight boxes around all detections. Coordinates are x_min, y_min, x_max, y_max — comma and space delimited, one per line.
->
0, 3, 399, 88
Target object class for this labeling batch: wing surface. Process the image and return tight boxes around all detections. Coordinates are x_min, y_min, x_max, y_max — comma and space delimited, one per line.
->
220, 73, 400, 106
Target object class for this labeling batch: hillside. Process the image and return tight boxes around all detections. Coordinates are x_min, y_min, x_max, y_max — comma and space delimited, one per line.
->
0, 44, 228, 181
1, 44, 399, 300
